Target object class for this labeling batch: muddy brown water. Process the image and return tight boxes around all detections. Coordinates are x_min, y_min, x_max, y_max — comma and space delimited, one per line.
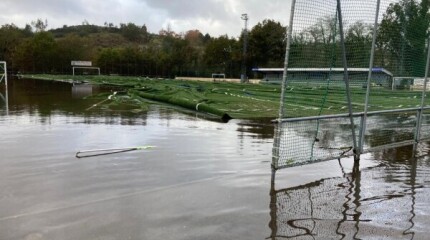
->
0, 79, 429, 240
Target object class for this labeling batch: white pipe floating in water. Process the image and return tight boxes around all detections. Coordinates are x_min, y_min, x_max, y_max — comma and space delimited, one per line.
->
76, 145, 155, 158
85, 91, 117, 111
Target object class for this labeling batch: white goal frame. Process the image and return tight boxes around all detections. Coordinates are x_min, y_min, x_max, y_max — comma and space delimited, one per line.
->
212, 73, 225, 81
72, 66, 101, 76
392, 77, 415, 90
0, 61, 8, 113
0, 61, 7, 87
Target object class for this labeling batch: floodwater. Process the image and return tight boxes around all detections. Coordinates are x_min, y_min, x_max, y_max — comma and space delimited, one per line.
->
0, 79, 430, 240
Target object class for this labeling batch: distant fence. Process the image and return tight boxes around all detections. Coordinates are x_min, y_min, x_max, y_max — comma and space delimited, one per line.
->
273, 0, 430, 169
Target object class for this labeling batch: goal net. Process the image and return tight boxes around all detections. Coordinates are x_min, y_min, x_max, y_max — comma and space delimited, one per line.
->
211, 73, 226, 81
72, 67, 101, 76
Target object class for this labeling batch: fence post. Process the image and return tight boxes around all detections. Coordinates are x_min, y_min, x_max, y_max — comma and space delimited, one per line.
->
358, 114, 365, 153
414, 36, 430, 150
337, 0, 359, 161
3, 61, 7, 90
272, 0, 296, 171
359, 0, 381, 154
5, 62, 7, 114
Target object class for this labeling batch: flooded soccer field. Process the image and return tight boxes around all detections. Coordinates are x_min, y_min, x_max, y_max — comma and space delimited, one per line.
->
1, 79, 430, 239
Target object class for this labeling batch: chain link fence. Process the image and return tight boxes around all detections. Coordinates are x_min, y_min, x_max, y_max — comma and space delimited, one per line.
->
273, 0, 430, 169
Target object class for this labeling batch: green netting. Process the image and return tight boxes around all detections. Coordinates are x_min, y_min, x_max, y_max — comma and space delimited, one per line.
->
275, 117, 359, 168
420, 110, 430, 140
274, 0, 430, 169
284, 0, 382, 117
363, 112, 417, 151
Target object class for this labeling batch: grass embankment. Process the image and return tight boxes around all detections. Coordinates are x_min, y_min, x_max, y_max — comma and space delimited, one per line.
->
24, 74, 430, 119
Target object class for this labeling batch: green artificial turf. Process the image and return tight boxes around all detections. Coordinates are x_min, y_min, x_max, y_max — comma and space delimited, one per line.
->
24, 74, 430, 119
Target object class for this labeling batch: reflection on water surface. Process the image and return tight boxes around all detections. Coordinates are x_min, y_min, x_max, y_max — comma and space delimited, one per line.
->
0, 79, 429, 239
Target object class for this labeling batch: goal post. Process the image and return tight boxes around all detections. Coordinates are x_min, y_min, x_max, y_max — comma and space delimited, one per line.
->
72, 66, 101, 76
0, 61, 8, 113
0, 61, 7, 87
71, 60, 100, 76
392, 77, 415, 90
211, 73, 225, 81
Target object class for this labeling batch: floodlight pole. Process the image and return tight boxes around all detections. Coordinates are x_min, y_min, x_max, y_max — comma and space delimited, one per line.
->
337, 0, 359, 161
241, 13, 249, 83
359, 0, 381, 154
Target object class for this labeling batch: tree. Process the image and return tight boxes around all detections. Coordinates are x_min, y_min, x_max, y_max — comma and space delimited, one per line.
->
15, 32, 58, 73
290, 15, 374, 69
248, 19, 286, 68
378, 0, 430, 76
184, 30, 204, 46
56, 34, 90, 73
159, 24, 178, 38
120, 23, 142, 42
119, 46, 143, 75
141, 24, 149, 43
204, 35, 238, 75
306, 15, 338, 45
0, 24, 30, 71
31, 19, 48, 32
345, 21, 373, 67
304, 15, 339, 68
96, 48, 121, 74
181, 30, 206, 76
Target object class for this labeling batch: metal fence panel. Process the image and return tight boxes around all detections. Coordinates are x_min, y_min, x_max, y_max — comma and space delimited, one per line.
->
273, 0, 430, 169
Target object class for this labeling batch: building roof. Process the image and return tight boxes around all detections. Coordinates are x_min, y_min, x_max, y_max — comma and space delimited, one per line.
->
252, 67, 393, 77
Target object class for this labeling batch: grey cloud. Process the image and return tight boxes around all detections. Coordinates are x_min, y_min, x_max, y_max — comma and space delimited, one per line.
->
0, 0, 86, 18
0, 0, 291, 37
142, 0, 230, 19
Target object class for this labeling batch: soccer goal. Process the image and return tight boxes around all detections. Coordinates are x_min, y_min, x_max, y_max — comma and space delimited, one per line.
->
211, 73, 225, 81
392, 77, 415, 90
72, 67, 101, 76
71, 60, 100, 76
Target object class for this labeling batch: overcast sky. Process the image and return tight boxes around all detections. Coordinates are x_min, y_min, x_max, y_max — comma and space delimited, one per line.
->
0, 0, 292, 37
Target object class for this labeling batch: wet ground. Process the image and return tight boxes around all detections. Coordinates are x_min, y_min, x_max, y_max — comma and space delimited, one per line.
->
0, 79, 430, 240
